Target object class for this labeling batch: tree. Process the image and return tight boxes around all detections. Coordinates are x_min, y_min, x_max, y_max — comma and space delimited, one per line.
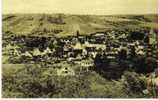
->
144, 36, 149, 44
118, 49, 127, 60
133, 56, 157, 73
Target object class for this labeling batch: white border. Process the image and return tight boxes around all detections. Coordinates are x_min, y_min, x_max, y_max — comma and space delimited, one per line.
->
0, 0, 2, 98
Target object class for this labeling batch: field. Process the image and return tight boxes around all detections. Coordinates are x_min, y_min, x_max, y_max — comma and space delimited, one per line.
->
3, 14, 158, 36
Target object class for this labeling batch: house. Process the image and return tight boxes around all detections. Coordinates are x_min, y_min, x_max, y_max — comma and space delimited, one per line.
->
91, 32, 105, 39
72, 42, 83, 50
72, 42, 84, 57
135, 45, 146, 55
84, 41, 106, 50
57, 66, 75, 76
21, 51, 32, 58
43, 47, 52, 55
32, 48, 43, 56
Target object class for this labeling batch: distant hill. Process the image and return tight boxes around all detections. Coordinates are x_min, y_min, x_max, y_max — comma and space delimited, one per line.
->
2, 14, 158, 37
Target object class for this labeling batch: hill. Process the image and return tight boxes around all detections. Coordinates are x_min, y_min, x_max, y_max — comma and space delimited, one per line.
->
2, 14, 158, 37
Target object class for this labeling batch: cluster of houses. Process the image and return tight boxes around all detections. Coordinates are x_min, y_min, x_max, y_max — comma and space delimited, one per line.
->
3, 28, 158, 76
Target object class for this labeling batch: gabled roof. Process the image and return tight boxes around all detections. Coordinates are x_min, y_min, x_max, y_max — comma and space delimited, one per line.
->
73, 42, 83, 50
33, 48, 42, 56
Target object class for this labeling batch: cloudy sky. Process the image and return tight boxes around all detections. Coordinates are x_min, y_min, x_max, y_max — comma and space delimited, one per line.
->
3, 0, 158, 15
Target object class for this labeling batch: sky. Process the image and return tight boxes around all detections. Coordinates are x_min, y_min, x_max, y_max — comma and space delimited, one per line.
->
2, 0, 158, 15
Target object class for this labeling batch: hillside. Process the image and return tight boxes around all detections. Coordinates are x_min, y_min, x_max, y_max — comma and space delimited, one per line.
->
3, 14, 158, 37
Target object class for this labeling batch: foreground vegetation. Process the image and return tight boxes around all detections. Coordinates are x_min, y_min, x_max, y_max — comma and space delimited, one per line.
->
2, 64, 158, 98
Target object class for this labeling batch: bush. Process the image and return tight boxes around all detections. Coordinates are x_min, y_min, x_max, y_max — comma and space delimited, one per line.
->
2, 64, 92, 98
122, 71, 145, 97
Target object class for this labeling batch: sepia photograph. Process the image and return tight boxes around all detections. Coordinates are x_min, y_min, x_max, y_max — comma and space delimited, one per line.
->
2, 0, 158, 98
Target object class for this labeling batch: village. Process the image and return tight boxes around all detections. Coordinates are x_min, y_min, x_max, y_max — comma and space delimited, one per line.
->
2, 25, 158, 98
2, 27, 158, 78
